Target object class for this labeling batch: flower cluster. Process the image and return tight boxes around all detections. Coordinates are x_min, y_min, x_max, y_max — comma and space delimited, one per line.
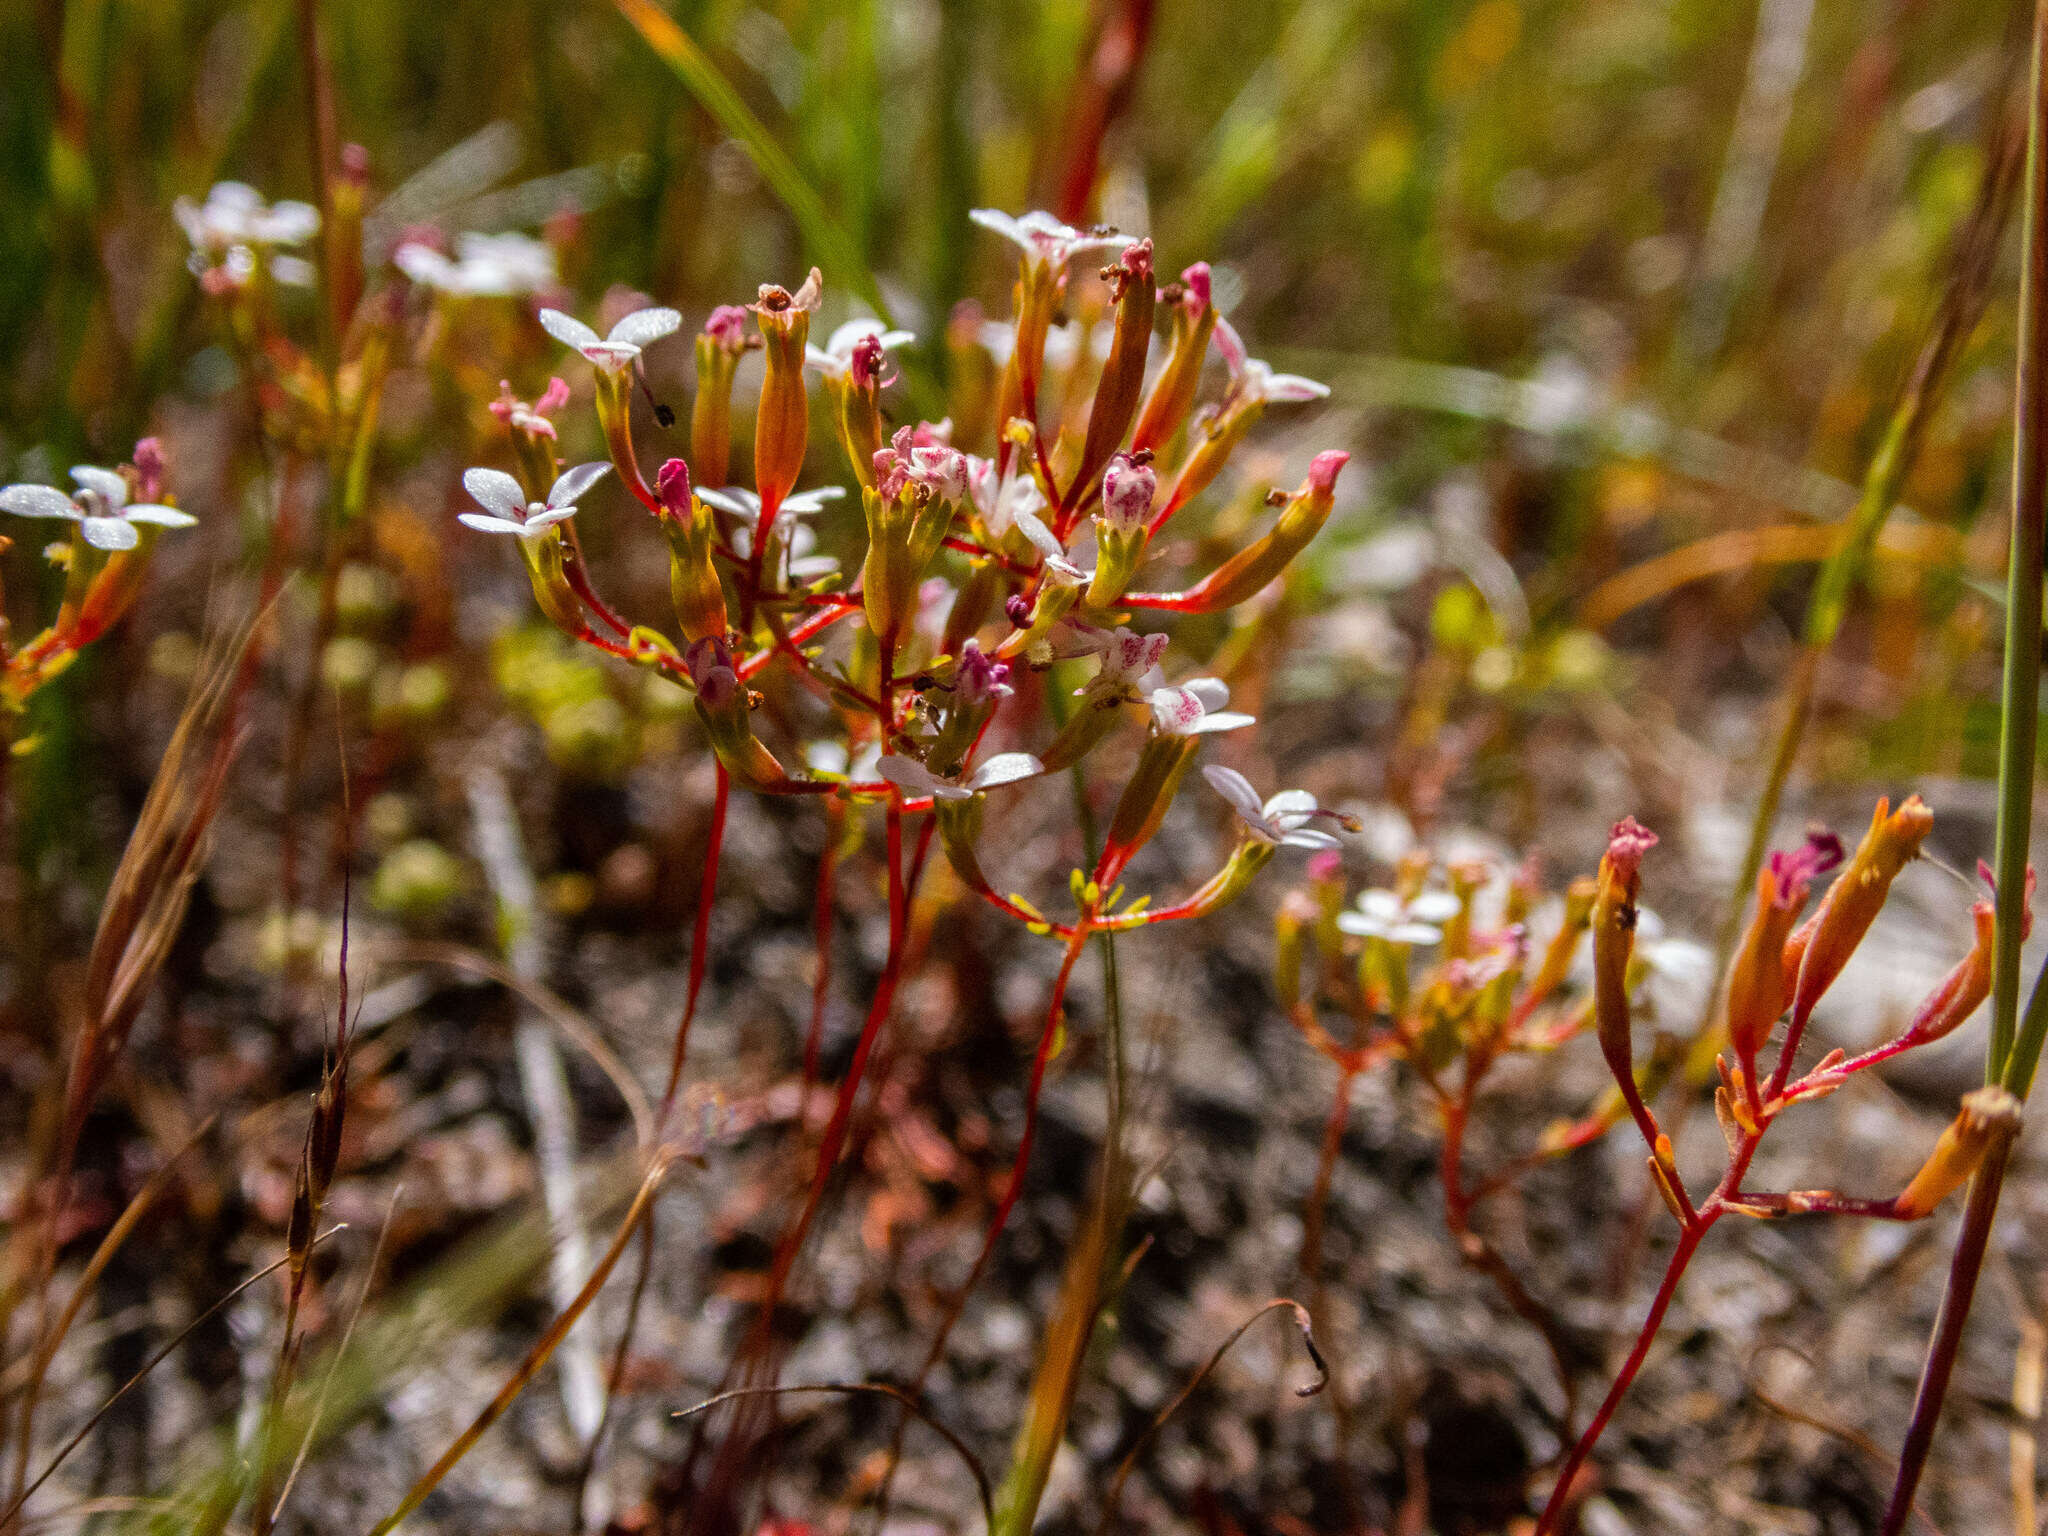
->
0, 443, 198, 711
440, 206, 1351, 1424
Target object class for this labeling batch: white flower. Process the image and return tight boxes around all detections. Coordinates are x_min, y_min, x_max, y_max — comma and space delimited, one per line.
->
966, 454, 1049, 542
458, 462, 609, 539
1202, 766, 1347, 850
804, 318, 915, 378
396, 232, 557, 297
1011, 502, 1089, 585
175, 181, 320, 256
1213, 317, 1330, 407
0, 467, 197, 552
1148, 678, 1254, 736
694, 485, 846, 526
1080, 630, 1169, 702
969, 209, 1128, 275
538, 306, 683, 372
1337, 887, 1461, 945
874, 751, 1043, 802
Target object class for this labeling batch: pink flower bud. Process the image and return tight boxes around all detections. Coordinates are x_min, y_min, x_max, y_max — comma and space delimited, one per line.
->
849, 332, 894, 390
1100, 453, 1156, 536
1180, 261, 1212, 314
703, 304, 749, 350
132, 438, 166, 503
1605, 817, 1658, 883
1765, 829, 1845, 909
1308, 449, 1349, 496
656, 457, 692, 519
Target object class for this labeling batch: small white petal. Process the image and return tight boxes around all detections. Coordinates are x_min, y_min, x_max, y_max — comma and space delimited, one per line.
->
79, 516, 140, 551
0, 485, 82, 520
1281, 829, 1343, 851
694, 487, 761, 522
539, 309, 603, 353
580, 342, 642, 370
968, 753, 1042, 791
122, 504, 198, 529
1407, 891, 1462, 924
463, 467, 528, 520
781, 486, 847, 514
1386, 921, 1444, 945
1182, 677, 1231, 713
547, 461, 611, 509
1185, 709, 1255, 735
1262, 372, 1331, 403
524, 506, 577, 532
1336, 913, 1385, 938
1357, 889, 1403, 921
968, 209, 1028, 247
605, 307, 683, 349
457, 512, 534, 536
875, 755, 946, 796
1202, 765, 1266, 822
1264, 789, 1319, 818
70, 466, 129, 507
1014, 509, 1065, 562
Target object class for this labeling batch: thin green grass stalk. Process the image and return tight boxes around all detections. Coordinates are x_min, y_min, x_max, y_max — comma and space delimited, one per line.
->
1880, 8, 2048, 1526
1682, 97, 2023, 1081
613, 0, 890, 323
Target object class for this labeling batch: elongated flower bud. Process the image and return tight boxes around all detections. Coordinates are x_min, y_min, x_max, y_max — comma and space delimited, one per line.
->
656, 458, 729, 643
1099, 732, 1202, 886
752, 270, 821, 528
1592, 817, 1657, 1087
1132, 263, 1216, 453
1784, 796, 1933, 1027
1725, 831, 1843, 1073
1144, 451, 1347, 613
1892, 1086, 2021, 1219
692, 306, 749, 491
1071, 241, 1156, 500
861, 431, 968, 650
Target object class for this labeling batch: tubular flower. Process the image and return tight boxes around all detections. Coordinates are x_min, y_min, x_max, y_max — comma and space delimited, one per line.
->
692, 305, 752, 490
1137, 450, 1348, 612
1906, 863, 2032, 1047
1592, 817, 1658, 1086
1891, 1087, 2023, 1219
922, 638, 1013, 776
1783, 796, 1935, 1027
1132, 263, 1218, 453
752, 269, 823, 529
1070, 241, 1156, 503
654, 458, 728, 643
1724, 829, 1844, 1076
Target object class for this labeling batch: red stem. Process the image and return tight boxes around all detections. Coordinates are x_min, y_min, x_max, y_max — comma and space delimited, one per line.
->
660, 762, 728, 1122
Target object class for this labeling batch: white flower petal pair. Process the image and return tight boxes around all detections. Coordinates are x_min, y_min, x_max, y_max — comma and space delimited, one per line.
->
1202, 767, 1346, 850
1213, 317, 1330, 406
804, 318, 915, 377
1149, 677, 1253, 737
874, 751, 1043, 802
969, 209, 1128, 273
0, 467, 197, 553
458, 462, 610, 538
694, 484, 845, 525
398, 232, 557, 297
1337, 886, 1460, 945
539, 306, 683, 371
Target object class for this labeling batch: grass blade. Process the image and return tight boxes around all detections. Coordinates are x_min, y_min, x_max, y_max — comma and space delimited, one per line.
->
612, 0, 890, 322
